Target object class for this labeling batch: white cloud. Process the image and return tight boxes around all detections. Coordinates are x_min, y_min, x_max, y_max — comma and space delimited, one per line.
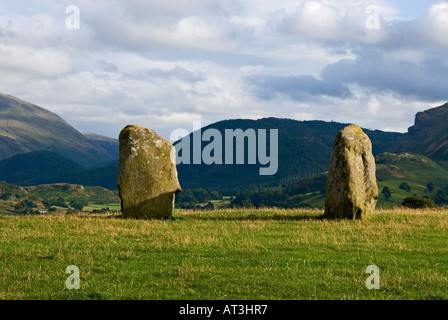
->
0, 0, 447, 141
419, 1, 448, 46
276, 0, 392, 44
0, 44, 73, 77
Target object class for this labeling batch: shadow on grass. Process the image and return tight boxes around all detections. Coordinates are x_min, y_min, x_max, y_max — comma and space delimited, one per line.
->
85, 212, 370, 222
109, 212, 328, 222
173, 213, 328, 222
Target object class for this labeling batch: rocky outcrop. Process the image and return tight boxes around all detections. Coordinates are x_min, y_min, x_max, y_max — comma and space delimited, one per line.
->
395, 103, 448, 161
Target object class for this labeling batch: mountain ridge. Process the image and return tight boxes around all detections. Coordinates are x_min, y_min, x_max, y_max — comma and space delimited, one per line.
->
1, 93, 448, 195
82, 132, 119, 161
0, 93, 115, 168
393, 102, 448, 166
174, 117, 402, 191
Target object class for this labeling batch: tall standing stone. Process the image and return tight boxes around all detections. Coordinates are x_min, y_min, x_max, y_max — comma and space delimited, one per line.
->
117, 125, 181, 219
324, 125, 378, 220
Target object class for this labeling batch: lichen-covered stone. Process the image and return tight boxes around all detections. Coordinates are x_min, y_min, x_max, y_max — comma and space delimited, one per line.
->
117, 125, 181, 219
324, 125, 378, 220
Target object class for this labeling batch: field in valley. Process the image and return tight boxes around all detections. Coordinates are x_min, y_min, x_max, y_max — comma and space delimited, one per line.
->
0, 208, 447, 300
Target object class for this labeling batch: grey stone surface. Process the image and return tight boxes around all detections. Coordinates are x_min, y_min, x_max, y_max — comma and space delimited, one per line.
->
324, 125, 378, 220
117, 125, 181, 219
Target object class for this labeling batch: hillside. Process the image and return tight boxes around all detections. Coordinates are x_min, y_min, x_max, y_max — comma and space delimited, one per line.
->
0, 93, 114, 168
2, 94, 448, 196
0, 150, 83, 186
393, 103, 448, 166
0, 115, 401, 191
56, 162, 119, 190
175, 118, 401, 192
0, 150, 118, 189
82, 132, 119, 160
176, 103, 448, 193
279, 152, 448, 209
375, 152, 448, 207
0, 180, 119, 215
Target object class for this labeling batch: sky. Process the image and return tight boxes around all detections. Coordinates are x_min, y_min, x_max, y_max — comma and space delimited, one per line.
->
0, 0, 447, 140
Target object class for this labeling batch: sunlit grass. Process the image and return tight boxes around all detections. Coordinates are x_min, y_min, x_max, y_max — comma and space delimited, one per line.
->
0, 208, 447, 300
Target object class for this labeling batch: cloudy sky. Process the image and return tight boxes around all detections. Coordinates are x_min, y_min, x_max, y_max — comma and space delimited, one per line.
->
0, 0, 447, 139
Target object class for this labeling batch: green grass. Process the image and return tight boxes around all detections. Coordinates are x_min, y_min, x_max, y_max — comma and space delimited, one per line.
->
88, 203, 122, 210
208, 199, 231, 209
0, 208, 447, 300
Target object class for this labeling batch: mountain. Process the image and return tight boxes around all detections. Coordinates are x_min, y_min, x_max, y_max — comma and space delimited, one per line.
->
0, 150, 118, 189
0, 116, 404, 192
2, 93, 448, 196
393, 103, 448, 167
177, 103, 448, 193
175, 118, 401, 192
53, 162, 119, 190
0, 117, 401, 191
82, 132, 119, 160
0, 93, 114, 168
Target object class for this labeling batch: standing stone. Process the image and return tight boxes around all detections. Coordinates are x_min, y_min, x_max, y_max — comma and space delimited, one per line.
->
117, 125, 181, 219
324, 125, 378, 220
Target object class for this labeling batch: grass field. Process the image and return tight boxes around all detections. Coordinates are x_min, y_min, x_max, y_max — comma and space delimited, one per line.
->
0, 208, 447, 300
87, 204, 122, 210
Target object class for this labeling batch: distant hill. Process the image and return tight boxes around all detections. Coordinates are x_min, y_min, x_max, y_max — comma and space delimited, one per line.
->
0, 93, 114, 168
0, 118, 417, 193
0, 150, 118, 190
55, 162, 119, 190
375, 152, 448, 207
2, 93, 448, 197
283, 152, 448, 208
0, 150, 83, 186
0, 115, 401, 191
175, 118, 401, 192
177, 103, 448, 193
82, 132, 119, 160
0, 180, 119, 215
